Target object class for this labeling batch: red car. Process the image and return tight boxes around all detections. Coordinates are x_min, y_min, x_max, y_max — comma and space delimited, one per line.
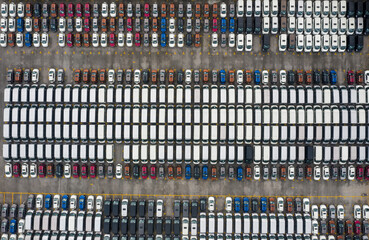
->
76, 3, 82, 17
38, 163, 46, 178
72, 164, 79, 178
109, 33, 115, 47
135, 33, 141, 46
67, 33, 73, 47
84, 19, 90, 32
141, 165, 148, 179
150, 166, 156, 179
67, 3, 74, 17
90, 164, 96, 178
347, 70, 355, 85
59, 3, 65, 17
81, 164, 88, 179
84, 3, 90, 17
356, 165, 364, 180
365, 166, 369, 180
127, 18, 132, 32
144, 3, 150, 17
212, 18, 218, 32
354, 220, 361, 235
13, 163, 20, 178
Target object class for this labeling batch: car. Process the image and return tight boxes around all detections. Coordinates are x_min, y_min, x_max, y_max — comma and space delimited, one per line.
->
41, 33, 48, 47
348, 165, 356, 181
185, 165, 191, 180
202, 165, 208, 180
225, 197, 232, 212
260, 197, 267, 213
150, 165, 156, 180
303, 198, 310, 213
354, 205, 362, 219
277, 197, 284, 212
236, 166, 243, 181
4, 163, 12, 178
254, 165, 260, 180
347, 70, 355, 84
58, 33, 65, 47
78, 195, 86, 210
254, 70, 261, 84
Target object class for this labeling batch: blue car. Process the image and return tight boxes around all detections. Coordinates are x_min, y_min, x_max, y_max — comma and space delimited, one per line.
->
260, 197, 267, 213
220, 18, 227, 33
17, 18, 24, 33
229, 18, 235, 32
9, 219, 17, 234
61, 195, 69, 210
330, 70, 337, 84
234, 197, 241, 213
160, 33, 166, 47
45, 194, 52, 209
25, 32, 32, 47
161, 18, 166, 32
185, 165, 192, 180
254, 70, 261, 84
79, 195, 86, 210
237, 166, 243, 181
219, 70, 226, 84
243, 197, 250, 212
202, 165, 208, 180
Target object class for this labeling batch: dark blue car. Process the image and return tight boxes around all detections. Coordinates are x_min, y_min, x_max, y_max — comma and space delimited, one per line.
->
234, 197, 241, 212
185, 165, 192, 180
25, 32, 32, 47
243, 197, 250, 212
202, 165, 208, 180
219, 70, 226, 84
62, 195, 69, 210
9, 219, 17, 234
17, 18, 24, 33
160, 33, 166, 47
220, 18, 227, 33
260, 197, 267, 213
229, 18, 235, 32
330, 70, 337, 84
161, 18, 166, 33
79, 195, 86, 210
45, 194, 52, 209
254, 70, 261, 84
237, 166, 243, 181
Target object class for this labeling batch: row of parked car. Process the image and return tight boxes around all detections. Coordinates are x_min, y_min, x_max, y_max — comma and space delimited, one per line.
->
4, 162, 369, 181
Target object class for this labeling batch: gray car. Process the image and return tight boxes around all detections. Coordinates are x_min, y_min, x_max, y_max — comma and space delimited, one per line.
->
263, 167, 269, 180
135, 18, 141, 32
204, 19, 210, 33
178, 3, 184, 18
271, 167, 278, 180
228, 167, 235, 180
221, 34, 227, 48
23, 69, 31, 82
229, 3, 235, 17
183, 200, 189, 217
143, 33, 149, 47
1, 219, 8, 233
340, 167, 347, 180
98, 164, 105, 179
158, 165, 165, 180
7, 69, 14, 83
212, 70, 218, 83
329, 205, 336, 219
107, 164, 114, 179
27, 195, 35, 209
173, 200, 181, 218
195, 19, 201, 33
147, 200, 155, 218
159, 69, 166, 83
10, 204, 17, 218
125, 69, 132, 83
194, 70, 200, 83
117, 69, 124, 83
67, 18, 73, 32
1, 204, 9, 218
135, 4, 141, 17
118, 18, 124, 32
93, 4, 99, 17
294, 198, 302, 212
219, 166, 226, 180
144, 18, 150, 32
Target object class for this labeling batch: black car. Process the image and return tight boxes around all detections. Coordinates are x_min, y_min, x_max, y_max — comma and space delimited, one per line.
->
322, 70, 329, 84
287, 70, 295, 84
56, 163, 63, 178
104, 199, 112, 216
244, 145, 253, 164
193, 165, 200, 180
112, 199, 120, 217
199, 198, 206, 212
337, 220, 344, 235
129, 200, 137, 217
313, 70, 320, 84
147, 218, 154, 235
164, 218, 172, 235
177, 70, 184, 84
173, 218, 180, 235
177, 19, 184, 32
50, 18, 57, 32
331, 166, 339, 180
156, 218, 163, 234
112, 217, 119, 234
129, 218, 136, 235
34, 3, 41, 17
251, 198, 258, 212
142, 70, 149, 84
191, 201, 198, 218
186, 34, 192, 46
121, 217, 128, 235
173, 200, 180, 218
138, 200, 146, 217
133, 165, 140, 179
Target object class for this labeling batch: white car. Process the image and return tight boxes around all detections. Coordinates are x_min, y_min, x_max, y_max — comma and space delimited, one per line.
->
279, 34, 287, 51
236, 70, 243, 84
228, 33, 235, 48
121, 199, 128, 217
236, 33, 243, 51
110, 2, 116, 17
312, 220, 319, 234
337, 205, 344, 219
365, 70, 369, 84
4, 163, 12, 177
0, 32, 6, 47
304, 34, 313, 52
75, 17, 82, 32
87, 196, 94, 210
277, 197, 284, 212
348, 165, 355, 181
362, 205, 369, 220
70, 195, 77, 210
208, 197, 215, 212
126, 32, 133, 47
100, 32, 107, 47
320, 205, 327, 219
211, 33, 218, 47
36, 194, 43, 209
21, 163, 28, 178
33, 32, 40, 47
177, 33, 184, 47
156, 199, 163, 217
58, 17, 66, 32
134, 69, 141, 84
127, 3, 133, 17
225, 197, 232, 212
64, 164, 71, 178
117, 32, 124, 47
8, 18, 15, 32
168, 33, 175, 48
58, 33, 65, 47
41, 33, 48, 47
262, 16, 270, 34
25, 18, 32, 32
311, 205, 319, 219
354, 205, 361, 219
169, 18, 175, 33
1, 3, 8, 17
220, 2, 227, 18
1, 18, 7, 32
313, 166, 321, 181
53, 195, 60, 209
237, 0, 245, 17
101, 2, 108, 17
9, 2, 16, 17
30, 163, 37, 178
185, 69, 192, 84
322, 166, 330, 180
32, 69, 39, 83
303, 198, 310, 213
287, 165, 295, 180
92, 33, 99, 47
17, 3, 24, 17
18, 219, 25, 233
245, 34, 252, 51
253, 165, 260, 180
115, 163, 122, 179
16, 32, 23, 47
96, 196, 103, 211
108, 69, 115, 84
313, 35, 321, 52
48, 68, 56, 83
280, 70, 287, 84
322, 34, 330, 52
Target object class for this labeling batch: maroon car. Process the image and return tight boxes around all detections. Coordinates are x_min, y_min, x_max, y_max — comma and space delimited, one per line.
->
84, 3, 90, 17
365, 166, 369, 180
347, 70, 355, 85
150, 166, 156, 180
81, 164, 88, 179
76, 3, 82, 17
72, 164, 79, 178
354, 220, 361, 235
38, 163, 46, 178
13, 163, 20, 178
90, 164, 96, 179
356, 165, 364, 180
141, 165, 148, 179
